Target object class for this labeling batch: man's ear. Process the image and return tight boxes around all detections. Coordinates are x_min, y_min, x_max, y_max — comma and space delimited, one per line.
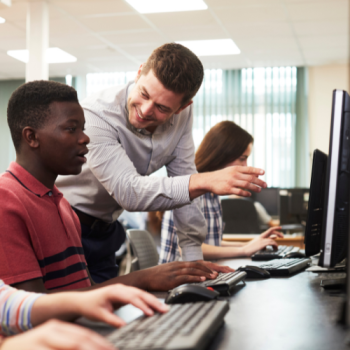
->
135, 63, 144, 83
175, 100, 193, 114
22, 127, 40, 149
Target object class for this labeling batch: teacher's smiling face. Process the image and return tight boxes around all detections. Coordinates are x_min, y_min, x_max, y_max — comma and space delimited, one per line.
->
127, 65, 192, 134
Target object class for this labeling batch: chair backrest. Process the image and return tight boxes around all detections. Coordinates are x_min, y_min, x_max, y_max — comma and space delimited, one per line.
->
126, 229, 159, 270
221, 198, 260, 233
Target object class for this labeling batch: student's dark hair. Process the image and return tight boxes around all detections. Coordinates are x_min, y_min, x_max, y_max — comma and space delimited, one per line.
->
141, 43, 204, 105
7, 80, 79, 150
195, 121, 254, 173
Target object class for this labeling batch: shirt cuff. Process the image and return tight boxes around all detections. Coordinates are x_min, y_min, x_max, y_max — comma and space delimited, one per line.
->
172, 175, 191, 205
181, 245, 204, 261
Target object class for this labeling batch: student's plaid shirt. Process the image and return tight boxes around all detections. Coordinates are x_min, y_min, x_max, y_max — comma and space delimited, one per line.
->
159, 192, 223, 264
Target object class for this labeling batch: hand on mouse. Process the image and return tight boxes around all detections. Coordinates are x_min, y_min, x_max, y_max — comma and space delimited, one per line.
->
242, 226, 283, 257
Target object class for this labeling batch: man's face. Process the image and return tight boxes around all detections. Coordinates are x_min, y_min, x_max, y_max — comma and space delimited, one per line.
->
127, 68, 192, 133
36, 101, 90, 175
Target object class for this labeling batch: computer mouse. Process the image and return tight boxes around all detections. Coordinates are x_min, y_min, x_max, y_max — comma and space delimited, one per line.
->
165, 284, 219, 304
237, 265, 271, 279
284, 251, 306, 259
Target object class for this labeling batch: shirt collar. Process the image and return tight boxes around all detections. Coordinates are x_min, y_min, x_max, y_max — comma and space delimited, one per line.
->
7, 162, 62, 198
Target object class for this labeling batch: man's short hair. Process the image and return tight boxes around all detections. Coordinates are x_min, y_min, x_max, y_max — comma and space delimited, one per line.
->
7, 80, 79, 151
141, 43, 204, 105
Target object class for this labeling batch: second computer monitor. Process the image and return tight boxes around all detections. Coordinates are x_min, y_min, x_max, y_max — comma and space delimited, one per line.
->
279, 188, 309, 226
250, 187, 279, 216
304, 149, 328, 257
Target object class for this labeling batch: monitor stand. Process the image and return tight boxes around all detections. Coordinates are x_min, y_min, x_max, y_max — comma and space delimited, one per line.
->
320, 276, 346, 289
319, 260, 346, 289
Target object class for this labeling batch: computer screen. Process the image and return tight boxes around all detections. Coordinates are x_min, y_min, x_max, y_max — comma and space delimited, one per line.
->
304, 149, 328, 257
250, 187, 279, 216
319, 89, 350, 268
279, 188, 309, 226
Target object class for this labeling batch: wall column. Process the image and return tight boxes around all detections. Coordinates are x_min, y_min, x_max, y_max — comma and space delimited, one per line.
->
26, 1, 49, 82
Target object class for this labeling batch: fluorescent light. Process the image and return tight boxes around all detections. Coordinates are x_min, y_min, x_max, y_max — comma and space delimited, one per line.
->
65, 74, 73, 86
0, 17, 5, 24
7, 47, 77, 63
176, 39, 241, 57
0, 0, 11, 7
47, 48, 77, 63
7, 49, 28, 62
125, 0, 207, 14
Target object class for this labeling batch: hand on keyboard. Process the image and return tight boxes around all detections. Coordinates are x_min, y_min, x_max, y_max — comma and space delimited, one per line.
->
242, 226, 283, 257
143, 261, 233, 291
60, 284, 169, 328
194, 260, 235, 274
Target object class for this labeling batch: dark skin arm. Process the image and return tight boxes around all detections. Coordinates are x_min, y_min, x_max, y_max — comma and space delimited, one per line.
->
11, 260, 234, 293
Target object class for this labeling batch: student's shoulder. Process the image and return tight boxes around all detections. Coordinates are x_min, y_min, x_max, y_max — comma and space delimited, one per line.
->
0, 172, 29, 202
0, 172, 20, 192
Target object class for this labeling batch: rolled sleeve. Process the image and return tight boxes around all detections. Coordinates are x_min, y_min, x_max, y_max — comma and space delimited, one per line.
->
166, 107, 207, 261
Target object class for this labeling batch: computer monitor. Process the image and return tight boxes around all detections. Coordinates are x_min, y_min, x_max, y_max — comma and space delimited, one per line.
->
250, 187, 279, 216
279, 188, 309, 226
319, 89, 350, 268
304, 149, 328, 257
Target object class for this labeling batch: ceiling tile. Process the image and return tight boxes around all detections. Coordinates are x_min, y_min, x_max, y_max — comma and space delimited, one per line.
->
50, 34, 103, 48
236, 36, 299, 52
162, 24, 226, 41
205, 0, 280, 7
0, 22, 24, 38
79, 14, 152, 32
0, 37, 25, 50
284, 0, 345, 3
293, 19, 348, 36
50, 18, 91, 36
286, 0, 348, 21
213, 5, 287, 25
103, 29, 165, 46
298, 35, 348, 49
117, 43, 161, 57
0, 1, 26, 22
50, 0, 135, 16
144, 10, 216, 28
226, 22, 294, 38
303, 46, 349, 58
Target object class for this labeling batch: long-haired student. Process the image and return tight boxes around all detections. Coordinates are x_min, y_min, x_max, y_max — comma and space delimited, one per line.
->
159, 121, 283, 263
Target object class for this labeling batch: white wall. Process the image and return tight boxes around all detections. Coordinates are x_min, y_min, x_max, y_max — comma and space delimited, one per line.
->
308, 64, 349, 160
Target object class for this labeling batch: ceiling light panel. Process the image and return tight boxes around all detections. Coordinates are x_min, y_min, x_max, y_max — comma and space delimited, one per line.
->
0, 16, 5, 24
176, 39, 241, 57
125, 0, 207, 14
7, 48, 77, 63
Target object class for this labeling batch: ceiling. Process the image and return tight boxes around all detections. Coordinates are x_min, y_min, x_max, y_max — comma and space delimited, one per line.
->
0, 0, 348, 80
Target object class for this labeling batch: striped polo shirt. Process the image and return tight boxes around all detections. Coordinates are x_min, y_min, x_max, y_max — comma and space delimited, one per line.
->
0, 162, 91, 291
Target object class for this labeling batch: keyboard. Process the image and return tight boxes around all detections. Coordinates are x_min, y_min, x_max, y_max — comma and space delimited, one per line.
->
193, 271, 247, 295
251, 245, 302, 261
259, 258, 311, 276
106, 300, 229, 350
